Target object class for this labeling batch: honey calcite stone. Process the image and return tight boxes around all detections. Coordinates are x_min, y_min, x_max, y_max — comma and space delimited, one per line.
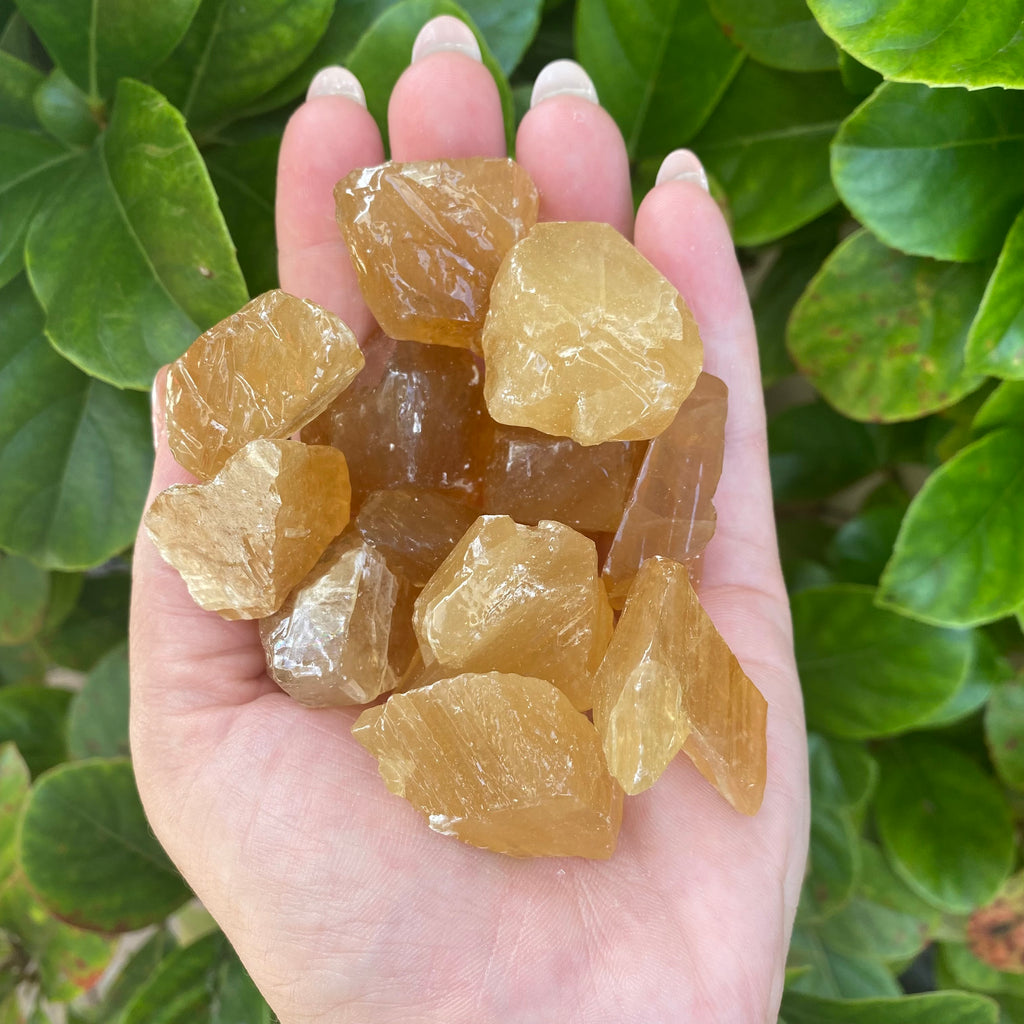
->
352, 673, 623, 858
302, 333, 485, 507
482, 222, 704, 446
482, 423, 644, 533
145, 439, 350, 620
336, 158, 539, 349
592, 556, 767, 812
260, 535, 398, 707
603, 372, 728, 607
413, 516, 613, 711
166, 290, 364, 480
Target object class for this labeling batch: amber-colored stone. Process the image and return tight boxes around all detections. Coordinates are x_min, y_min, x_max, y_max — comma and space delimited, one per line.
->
482, 222, 703, 446
166, 290, 364, 480
353, 673, 623, 858
602, 372, 727, 607
336, 159, 539, 349
260, 535, 398, 706
145, 440, 350, 620
301, 334, 486, 507
592, 556, 766, 811
413, 516, 612, 711
482, 423, 644, 533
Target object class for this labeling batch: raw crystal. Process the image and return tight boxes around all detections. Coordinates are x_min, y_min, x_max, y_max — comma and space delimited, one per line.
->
259, 534, 398, 707
144, 439, 350, 620
166, 290, 364, 480
591, 556, 767, 812
603, 372, 728, 607
413, 515, 613, 711
335, 158, 539, 349
301, 333, 486, 507
482, 423, 645, 533
352, 672, 623, 858
481, 221, 704, 446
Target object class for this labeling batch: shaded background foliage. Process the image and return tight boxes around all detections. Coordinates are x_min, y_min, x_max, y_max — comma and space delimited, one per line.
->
0, 0, 1022, 1019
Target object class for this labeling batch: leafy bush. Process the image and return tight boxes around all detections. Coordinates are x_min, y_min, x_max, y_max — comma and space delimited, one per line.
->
0, 0, 1022, 1020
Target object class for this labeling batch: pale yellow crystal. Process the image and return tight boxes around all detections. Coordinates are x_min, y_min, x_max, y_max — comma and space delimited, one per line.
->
592, 556, 767, 812
259, 534, 398, 707
481, 221, 703, 445
352, 672, 623, 858
144, 439, 350, 620
166, 290, 364, 480
413, 516, 613, 711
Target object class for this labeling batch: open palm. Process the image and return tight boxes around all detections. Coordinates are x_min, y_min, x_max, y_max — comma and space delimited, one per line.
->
130, 20, 809, 1024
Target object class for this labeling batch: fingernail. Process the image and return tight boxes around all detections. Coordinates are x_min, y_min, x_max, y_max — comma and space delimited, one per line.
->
151, 368, 167, 453
306, 66, 366, 106
412, 16, 481, 62
531, 60, 599, 107
656, 149, 709, 191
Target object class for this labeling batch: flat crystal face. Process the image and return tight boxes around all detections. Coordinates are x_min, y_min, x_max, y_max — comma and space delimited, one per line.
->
352, 672, 623, 858
481, 221, 704, 446
166, 290, 364, 480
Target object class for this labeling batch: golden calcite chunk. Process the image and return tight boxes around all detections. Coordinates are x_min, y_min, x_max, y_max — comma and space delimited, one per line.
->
166, 290, 364, 480
335, 158, 539, 349
413, 516, 613, 711
481, 221, 704, 446
592, 556, 767, 812
603, 372, 728, 607
144, 439, 350, 620
482, 423, 645, 533
259, 535, 398, 707
301, 333, 485, 507
352, 673, 623, 858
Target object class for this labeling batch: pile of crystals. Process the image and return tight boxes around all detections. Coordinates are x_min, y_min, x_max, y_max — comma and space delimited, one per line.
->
146, 157, 768, 860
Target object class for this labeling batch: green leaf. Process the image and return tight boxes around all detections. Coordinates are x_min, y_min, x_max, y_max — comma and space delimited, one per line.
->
16, 0, 201, 102
800, 794, 859, 923
781, 989, 999, 1024
940, 941, 1024, 998
707, 0, 836, 71
805, 0, 1024, 90
32, 69, 98, 147
205, 134, 279, 297
0, 279, 151, 570
974, 381, 1024, 434
39, 572, 130, 671
986, 682, 1024, 791
0, 126, 81, 289
967, 207, 1024, 380
919, 631, 1010, 730
818, 894, 928, 965
66, 642, 129, 760
787, 925, 900, 999
815, 736, 878, 820
831, 84, 1024, 262
692, 62, 852, 246
875, 737, 1015, 914
788, 230, 987, 422
769, 401, 883, 502
19, 758, 190, 932
347, 0, 515, 152
0, 743, 29, 884
0, 554, 49, 645
0, 50, 43, 128
793, 584, 973, 738
878, 429, 1024, 627
0, 686, 71, 776
575, 0, 742, 160
0, 643, 46, 687
836, 50, 881, 98
76, 928, 176, 1023
858, 839, 954, 937
40, 572, 83, 635
26, 79, 248, 389
826, 506, 905, 587
152, 0, 333, 133
459, 0, 543, 73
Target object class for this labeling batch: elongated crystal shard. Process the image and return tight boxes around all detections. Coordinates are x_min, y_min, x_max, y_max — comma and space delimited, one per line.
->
166, 290, 364, 480
352, 672, 623, 858
482, 222, 703, 445
260, 535, 398, 706
413, 516, 613, 711
603, 372, 727, 606
335, 158, 539, 349
144, 440, 350, 620
592, 556, 767, 812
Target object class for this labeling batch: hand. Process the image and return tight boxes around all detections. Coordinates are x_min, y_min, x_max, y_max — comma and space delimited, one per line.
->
130, 17, 809, 1023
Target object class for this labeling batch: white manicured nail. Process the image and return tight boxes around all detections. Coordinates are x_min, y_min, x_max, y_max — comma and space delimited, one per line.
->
656, 149, 709, 191
412, 16, 481, 62
306, 66, 366, 106
531, 60, 599, 107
